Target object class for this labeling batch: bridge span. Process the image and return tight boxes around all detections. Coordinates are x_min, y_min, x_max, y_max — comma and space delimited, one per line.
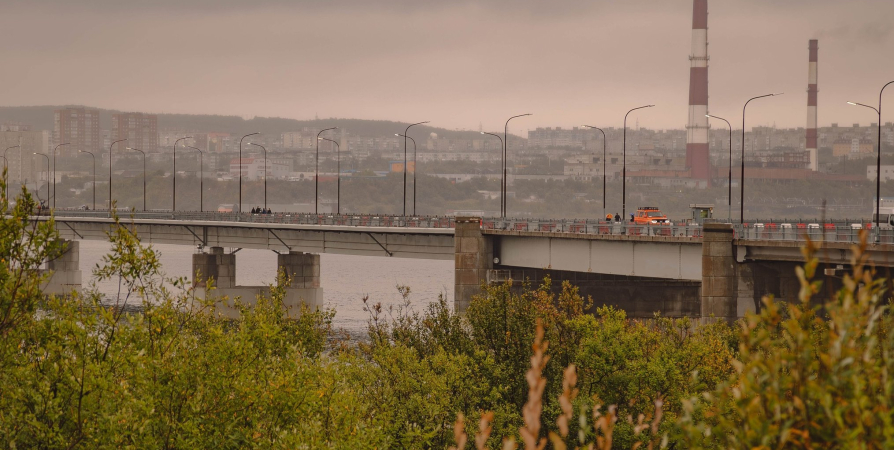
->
34, 210, 894, 321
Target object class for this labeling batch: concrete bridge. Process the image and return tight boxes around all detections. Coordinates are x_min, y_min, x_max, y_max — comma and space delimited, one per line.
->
35, 211, 894, 321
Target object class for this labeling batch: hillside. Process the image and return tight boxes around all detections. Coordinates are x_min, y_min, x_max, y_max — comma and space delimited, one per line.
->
0, 105, 490, 140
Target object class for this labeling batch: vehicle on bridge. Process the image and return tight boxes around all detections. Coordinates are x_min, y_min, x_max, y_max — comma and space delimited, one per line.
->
633, 206, 668, 224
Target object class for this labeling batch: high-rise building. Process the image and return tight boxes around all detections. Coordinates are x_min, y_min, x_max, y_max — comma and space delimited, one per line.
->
112, 112, 158, 153
685, 0, 710, 181
1, 129, 50, 185
54, 107, 101, 157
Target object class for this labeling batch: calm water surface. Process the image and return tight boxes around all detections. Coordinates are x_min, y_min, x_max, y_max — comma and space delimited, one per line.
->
78, 241, 454, 336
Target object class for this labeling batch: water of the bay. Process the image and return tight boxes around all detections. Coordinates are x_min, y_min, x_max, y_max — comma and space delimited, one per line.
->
77, 241, 454, 338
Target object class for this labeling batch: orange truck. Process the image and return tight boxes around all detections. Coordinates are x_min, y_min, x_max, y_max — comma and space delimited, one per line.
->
633, 206, 669, 225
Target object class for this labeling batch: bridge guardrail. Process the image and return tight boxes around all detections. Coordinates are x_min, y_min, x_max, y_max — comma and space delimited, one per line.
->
34, 210, 891, 244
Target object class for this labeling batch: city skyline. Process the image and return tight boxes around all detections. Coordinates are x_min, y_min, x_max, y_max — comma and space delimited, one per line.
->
1, 0, 892, 132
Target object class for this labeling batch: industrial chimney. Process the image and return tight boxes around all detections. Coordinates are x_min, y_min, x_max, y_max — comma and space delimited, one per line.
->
806, 39, 818, 171
686, 0, 710, 182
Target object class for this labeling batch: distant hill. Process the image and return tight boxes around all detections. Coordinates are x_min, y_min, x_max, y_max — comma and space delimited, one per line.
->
0, 105, 492, 140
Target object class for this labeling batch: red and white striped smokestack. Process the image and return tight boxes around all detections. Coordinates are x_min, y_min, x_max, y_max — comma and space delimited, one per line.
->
806, 39, 818, 171
686, 0, 710, 182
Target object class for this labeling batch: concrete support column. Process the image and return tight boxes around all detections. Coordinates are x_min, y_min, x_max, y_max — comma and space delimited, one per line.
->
454, 217, 493, 312
701, 223, 737, 322
44, 239, 82, 295
192, 246, 235, 288
277, 251, 320, 289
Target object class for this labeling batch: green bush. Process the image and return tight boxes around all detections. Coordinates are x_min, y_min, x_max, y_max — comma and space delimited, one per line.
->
677, 237, 894, 448
7, 170, 893, 449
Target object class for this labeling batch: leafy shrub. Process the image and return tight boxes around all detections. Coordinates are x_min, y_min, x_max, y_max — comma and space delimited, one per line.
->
677, 235, 894, 448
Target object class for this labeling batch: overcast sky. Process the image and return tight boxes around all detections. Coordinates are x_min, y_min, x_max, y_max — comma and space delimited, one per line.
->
2, 0, 893, 133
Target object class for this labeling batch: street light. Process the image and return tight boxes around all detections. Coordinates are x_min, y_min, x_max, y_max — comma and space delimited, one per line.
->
248, 142, 267, 211
315, 127, 337, 214
79, 150, 96, 210
582, 125, 608, 219
706, 114, 733, 221
402, 121, 428, 216
126, 147, 147, 211
622, 105, 654, 221
108, 139, 127, 210
740, 93, 782, 224
319, 137, 341, 215
849, 80, 894, 235
480, 131, 503, 214
187, 146, 204, 212
172, 136, 192, 211
0, 155, 6, 210
33, 152, 49, 207
52, 143, 70, 209
238, 132, 260, 214
3, 145, 19, 206
395, 134, 419, 215
503, 114, 531, 217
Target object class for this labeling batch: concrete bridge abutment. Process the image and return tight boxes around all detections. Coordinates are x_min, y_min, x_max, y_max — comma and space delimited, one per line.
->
700, 224, 737, 322
192, 247, 323, 318
454, 217, 493, 312
42, 239, 82, 296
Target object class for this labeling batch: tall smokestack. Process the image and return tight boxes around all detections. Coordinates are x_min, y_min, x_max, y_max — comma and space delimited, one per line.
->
806, 39, 818, 171
686, 0, 710, 182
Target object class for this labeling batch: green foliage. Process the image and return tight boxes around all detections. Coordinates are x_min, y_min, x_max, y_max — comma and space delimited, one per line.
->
0, 174, 62, 337
0, 184, 377, 448
7, 167, 894, 448
677, 235, 894, 448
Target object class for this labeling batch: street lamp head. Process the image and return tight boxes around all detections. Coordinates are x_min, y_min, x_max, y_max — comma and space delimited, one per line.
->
847, 101, 858, 106
771, 93, 784, 96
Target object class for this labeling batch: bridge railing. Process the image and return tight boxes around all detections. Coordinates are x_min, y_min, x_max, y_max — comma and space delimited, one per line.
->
37, 210, 894, 244
732, 222, 893, 244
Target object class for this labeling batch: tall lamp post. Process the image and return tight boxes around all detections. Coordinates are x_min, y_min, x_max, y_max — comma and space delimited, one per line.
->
480, 131, 503, 214
849, 80, 894, 236
126, 147, 147, 211
3, 145, 20, 206
248, 142, 267, 211
172, 136, 192, 212
108, 139, 127, 210
395, 134, 418, 215
740, 93, 782, 224
503, 114, 531, 218
0, 155, 6, 210
706, 114, 733, 221
187, 146, 204, 212
238, 132, 260, 214
319, 138, 341, 215
582, 125, 607, 219
402, 121, 428, 216
315, 127, 336, 214
33, 152, 50, 206
52, 143, 70, 209
622, 105, 654, 221
79, 150, 96, 210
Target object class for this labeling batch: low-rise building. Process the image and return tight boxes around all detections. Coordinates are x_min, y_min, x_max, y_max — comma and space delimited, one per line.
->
229, 157, 289, 180
832, 138, 874, 158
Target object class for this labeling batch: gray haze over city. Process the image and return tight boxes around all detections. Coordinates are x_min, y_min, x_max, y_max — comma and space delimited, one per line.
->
3, 0, 894, 131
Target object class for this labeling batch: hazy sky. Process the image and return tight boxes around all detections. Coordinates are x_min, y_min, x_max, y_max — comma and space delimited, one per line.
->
2, 0, 893, 133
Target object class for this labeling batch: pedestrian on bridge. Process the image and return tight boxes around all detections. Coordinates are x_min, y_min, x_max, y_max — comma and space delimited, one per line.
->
614, 213, 621, 222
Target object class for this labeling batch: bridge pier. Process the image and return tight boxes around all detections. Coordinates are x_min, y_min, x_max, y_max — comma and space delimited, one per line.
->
42, 239, 82, 296
454, 217, 493, 312
700, 224, 737, 322
192, 247, 323, 318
